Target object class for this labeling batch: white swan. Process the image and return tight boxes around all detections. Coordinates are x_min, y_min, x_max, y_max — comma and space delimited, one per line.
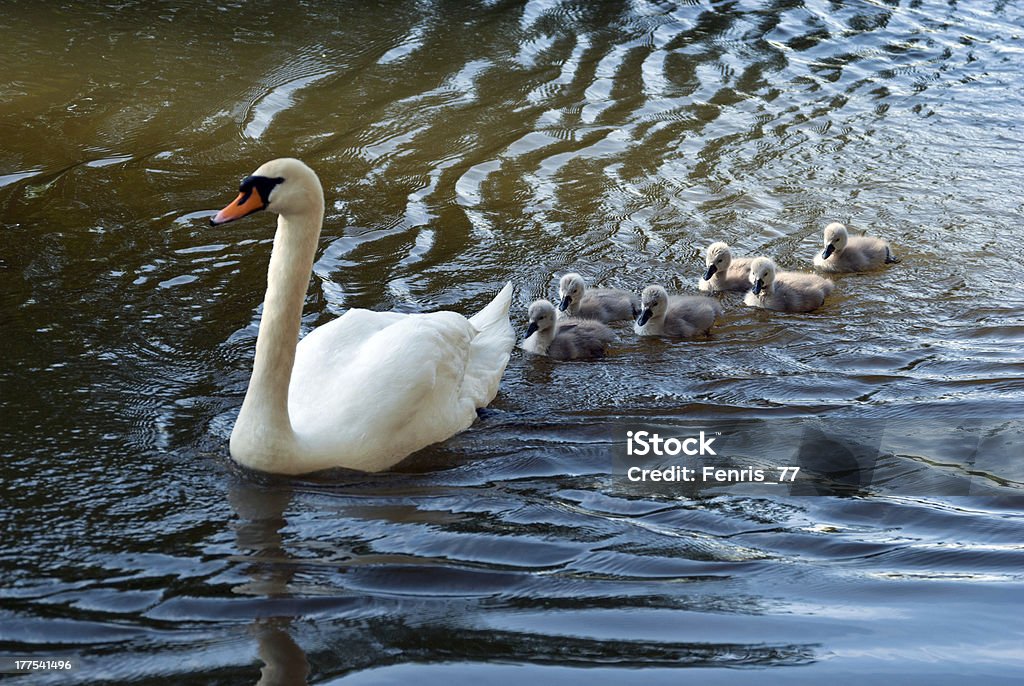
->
210, 158, 515, 474
699, 242, 754, 293
557, 272, 639, 322
744, 257, 834, 313
814, 222, 900, 272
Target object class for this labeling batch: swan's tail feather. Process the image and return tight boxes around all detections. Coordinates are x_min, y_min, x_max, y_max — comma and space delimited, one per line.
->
469, 281, 514, 332
463, 282, 516, 409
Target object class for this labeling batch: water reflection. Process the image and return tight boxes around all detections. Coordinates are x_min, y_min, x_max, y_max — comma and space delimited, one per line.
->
253, 619, 308, 686
228, 478, 309, 685
226, 470, 825, 681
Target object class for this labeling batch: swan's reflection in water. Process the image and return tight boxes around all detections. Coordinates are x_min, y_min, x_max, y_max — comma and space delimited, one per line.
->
228, 477, 310, 686
253, 619, 308, 686
220, 469, 825, 683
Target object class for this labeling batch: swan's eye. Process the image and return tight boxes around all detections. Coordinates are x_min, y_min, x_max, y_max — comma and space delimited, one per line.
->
239, 175, 286, 209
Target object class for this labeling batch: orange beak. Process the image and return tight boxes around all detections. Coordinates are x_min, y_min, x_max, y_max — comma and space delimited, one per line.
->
210, 188, 266, 226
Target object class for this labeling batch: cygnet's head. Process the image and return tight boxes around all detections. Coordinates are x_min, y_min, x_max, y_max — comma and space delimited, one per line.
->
525, 299, 558, 339
211, 158, 323, 225
748, 257, 777, 295
636, 285, 669, 326
703, 242, 733, 280
557, 273, 587, 312
821, 222, 849, 259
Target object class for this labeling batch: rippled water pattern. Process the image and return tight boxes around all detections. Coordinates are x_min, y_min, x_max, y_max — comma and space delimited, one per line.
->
1, 0, 1023, 683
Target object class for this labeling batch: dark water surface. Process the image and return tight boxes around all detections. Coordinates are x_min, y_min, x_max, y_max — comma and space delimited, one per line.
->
2, 0, 1023, 683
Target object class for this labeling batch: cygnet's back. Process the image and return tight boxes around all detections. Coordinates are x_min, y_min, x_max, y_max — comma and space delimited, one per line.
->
635, 285, 724, 337
558, 272, 639, 322
744, 257, 834, 313
548, 319, 616, 360
699, 242, 754, 293
814, 222, 899, 273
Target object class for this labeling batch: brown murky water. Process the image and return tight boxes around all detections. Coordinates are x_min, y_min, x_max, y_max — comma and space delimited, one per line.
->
1, 1, 1023, 684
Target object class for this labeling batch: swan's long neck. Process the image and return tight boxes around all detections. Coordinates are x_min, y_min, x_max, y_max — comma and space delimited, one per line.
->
233, 205, 323, 464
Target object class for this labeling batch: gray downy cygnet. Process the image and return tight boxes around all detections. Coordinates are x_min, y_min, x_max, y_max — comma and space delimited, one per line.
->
522, 299, 615, 360
557, 272, 639, 322
814, 222, 900, 272
699, 242, 754, 293
744, 257, 834, 312
635, 285, 723, 337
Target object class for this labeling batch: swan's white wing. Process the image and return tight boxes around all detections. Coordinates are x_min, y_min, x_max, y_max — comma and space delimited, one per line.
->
295, 308, 408, 364
287, 308, 479, 471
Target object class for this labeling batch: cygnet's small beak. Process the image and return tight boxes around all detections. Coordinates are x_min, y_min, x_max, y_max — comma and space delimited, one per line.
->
210, 188, 267, 226
702, 264, 717, 281
636, 308, 653, 327
752, 279, 764, 295
822, 243, 835, 260
525, 321, 539, 339
558, 295, 571, 311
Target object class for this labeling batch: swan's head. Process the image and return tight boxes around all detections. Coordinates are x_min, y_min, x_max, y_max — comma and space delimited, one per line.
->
636, 285, 668, 327
557, 273, 587, 312
703, 242, 733, 280
525, 299, 557, 339
210, 158, 323, 226
748, 257, 777, 295
821, 222, 849, 260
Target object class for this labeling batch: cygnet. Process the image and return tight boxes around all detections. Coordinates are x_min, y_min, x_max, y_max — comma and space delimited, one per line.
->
744, 257, 834, 312
635, 285, 723, 337
557, 272, 639, 322
699, 241, 754, 293
814, 222, 900, 272
522, 299, 615, 360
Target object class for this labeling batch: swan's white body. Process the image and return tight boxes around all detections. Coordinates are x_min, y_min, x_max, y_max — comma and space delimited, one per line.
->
218, 159, 515, 474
